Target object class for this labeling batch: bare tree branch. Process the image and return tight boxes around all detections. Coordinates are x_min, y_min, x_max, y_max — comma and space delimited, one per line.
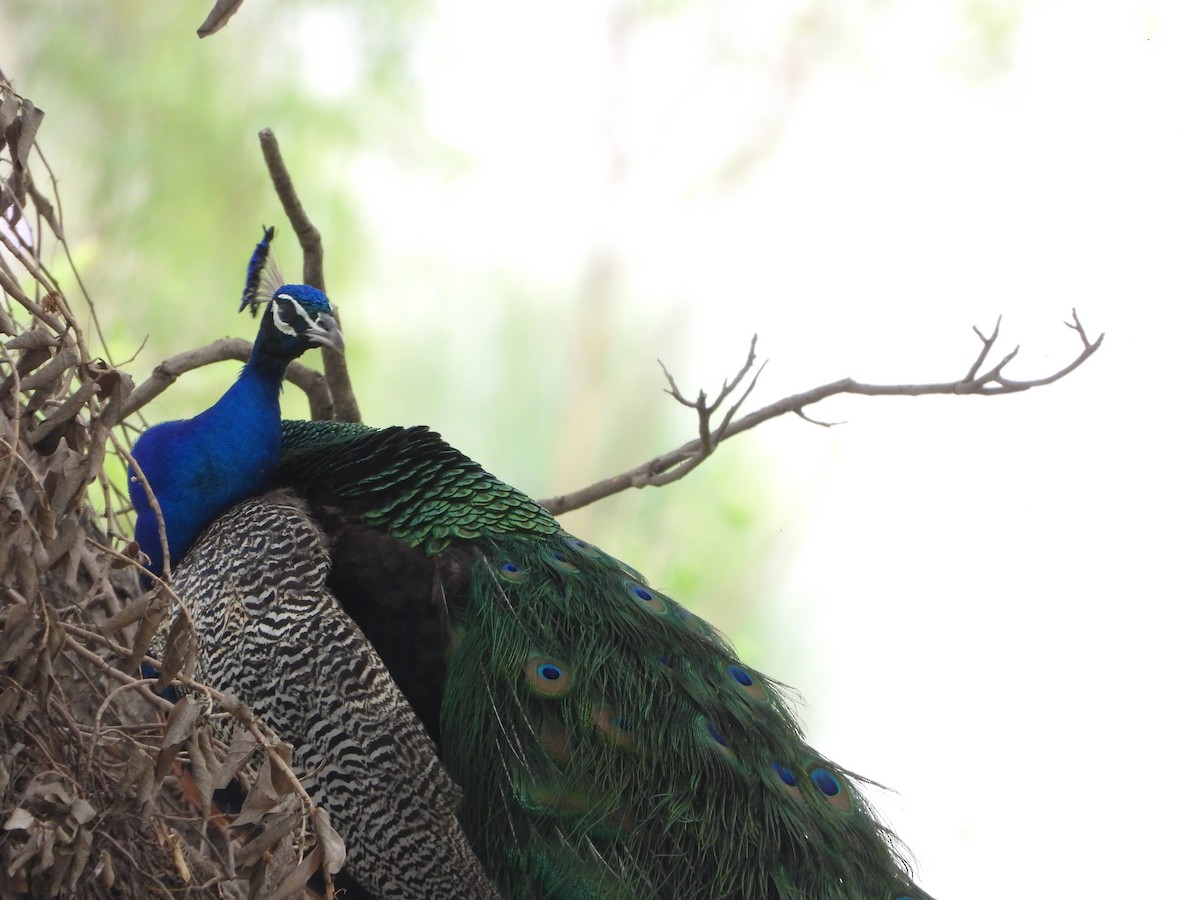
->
257, 128, 361, 424
539, 312, 1104, 515
196, 0, 244, 37
120, 337, 335, 421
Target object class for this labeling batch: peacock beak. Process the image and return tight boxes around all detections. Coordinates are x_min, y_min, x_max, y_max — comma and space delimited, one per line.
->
309, 312, 345, 353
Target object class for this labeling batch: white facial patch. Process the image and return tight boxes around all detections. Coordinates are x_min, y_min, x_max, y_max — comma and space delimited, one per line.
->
273, 293, 323, 338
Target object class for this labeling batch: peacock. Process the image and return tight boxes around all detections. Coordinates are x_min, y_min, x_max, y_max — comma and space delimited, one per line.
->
131, 229, 935, 899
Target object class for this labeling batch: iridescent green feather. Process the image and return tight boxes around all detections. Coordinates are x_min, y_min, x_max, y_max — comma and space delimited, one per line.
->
276, 419, 933, 900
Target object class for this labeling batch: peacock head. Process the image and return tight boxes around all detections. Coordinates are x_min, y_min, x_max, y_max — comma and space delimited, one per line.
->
240, 227, 344, 365
256, 284, 345, 358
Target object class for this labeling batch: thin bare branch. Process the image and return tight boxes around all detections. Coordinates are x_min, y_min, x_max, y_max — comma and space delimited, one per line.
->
257, 130, 323, 291
540, 314, 1104, 515
0, 229, 67, 335
966, 316, 1001, 382
257, 129, 360, 424
657, 335, 765, 457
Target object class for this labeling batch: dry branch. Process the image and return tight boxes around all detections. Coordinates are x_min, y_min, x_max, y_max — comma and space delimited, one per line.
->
196, 0, 245, 38
539, 310, 1103, 515
257, 129, 360, 424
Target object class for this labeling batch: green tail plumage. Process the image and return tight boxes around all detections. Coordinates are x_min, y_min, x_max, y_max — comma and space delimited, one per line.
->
275, 419, 933, 900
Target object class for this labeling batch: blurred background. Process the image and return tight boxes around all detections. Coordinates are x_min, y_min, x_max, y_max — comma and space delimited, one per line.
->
2, 1, 1196, 896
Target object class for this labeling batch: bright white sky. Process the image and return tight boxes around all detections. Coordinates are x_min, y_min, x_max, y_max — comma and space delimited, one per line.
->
323, 2, 1197, 896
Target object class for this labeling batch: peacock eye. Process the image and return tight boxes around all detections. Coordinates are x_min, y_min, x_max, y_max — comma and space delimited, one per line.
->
727, 665, 754, 687
724, 663, 769, 702
544, 548, 579, 573
807, 764, 853, 812
523, 656, 571, 696
271, 296, 300, 337
810, 767, 840, 797
624, 580, 668, 615
771, 761, 798, 787
591, 706, 636, 748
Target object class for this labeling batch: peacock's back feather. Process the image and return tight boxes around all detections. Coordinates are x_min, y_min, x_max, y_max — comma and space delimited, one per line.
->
174, 490, 498, 899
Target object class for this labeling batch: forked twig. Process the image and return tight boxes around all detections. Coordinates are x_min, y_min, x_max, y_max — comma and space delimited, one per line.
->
540, 312, 1103, 515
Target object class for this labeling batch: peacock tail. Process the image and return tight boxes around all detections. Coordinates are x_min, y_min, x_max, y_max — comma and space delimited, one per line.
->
274, 419, 934, 900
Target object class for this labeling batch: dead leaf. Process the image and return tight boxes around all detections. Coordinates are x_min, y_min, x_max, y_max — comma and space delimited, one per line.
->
187, 732, 214, 818
156, 611, 196, 690
128, 588, 170, 676
68, 798, 96, 826
0, 602, 38, 664
161, 694, 202, 748
312, 807, 346, 874
3, 807, 35, 831
99, 593, 149, 633
215, 730, 257, 789
235, 806, 301, 868
265, 846, 323, 900
4, 98, 44, 172
155, 695, 202, 781
166, 828, 190, 884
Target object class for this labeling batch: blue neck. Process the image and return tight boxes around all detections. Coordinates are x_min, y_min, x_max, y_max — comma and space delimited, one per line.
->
131, 345, 289, 577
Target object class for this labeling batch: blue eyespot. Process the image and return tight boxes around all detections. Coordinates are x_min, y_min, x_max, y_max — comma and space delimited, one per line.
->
592, 707, 636, 748
695, 716, 742, 768
561, 534, 601, 558
810, 767, 840, 797
809, 764, 853, 812
728, 665, 753, 687
705, 721, 728, 746
771, 761, 798, 787
624, 580, 668, 615
544, 549, 579, 573
725, 663, 768, 702
524, 657, 570, 696
498, 561, 527, 582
